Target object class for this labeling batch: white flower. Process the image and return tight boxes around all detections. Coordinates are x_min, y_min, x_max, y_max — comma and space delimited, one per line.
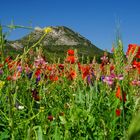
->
18, 105, 24, 110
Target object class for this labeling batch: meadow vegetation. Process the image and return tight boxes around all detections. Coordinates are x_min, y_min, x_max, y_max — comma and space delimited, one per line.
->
0, 25, 140, 140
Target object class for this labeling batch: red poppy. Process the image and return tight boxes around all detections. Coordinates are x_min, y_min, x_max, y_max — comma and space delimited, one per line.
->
126, 44, 140, 59
49, 75, 59, 81
133, 60, 140, 68
47, 66, 53, 71
6, 76, 12, 81
81, 65, 90, 79
69, 70, 77, 80
116, 109, 121, 116
67, 49, 74, 55
35, 69, 41, 77
116, 86, 126, 102
65, 56, 77, 64
78, 62, 81, 70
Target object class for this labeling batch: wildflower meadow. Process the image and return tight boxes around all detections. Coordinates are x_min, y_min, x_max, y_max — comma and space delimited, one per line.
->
0, 25, 140, 140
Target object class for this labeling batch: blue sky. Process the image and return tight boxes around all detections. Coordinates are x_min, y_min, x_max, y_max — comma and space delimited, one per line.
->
0, 0, 140, 52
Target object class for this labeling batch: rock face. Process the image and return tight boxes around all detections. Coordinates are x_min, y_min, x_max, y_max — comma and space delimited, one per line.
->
9, 42, 24, 50
7, 26, 108, 62
11, 26, 93, 47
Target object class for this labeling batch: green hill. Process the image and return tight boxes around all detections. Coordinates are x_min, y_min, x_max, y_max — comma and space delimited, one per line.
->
6, 26, 111, 62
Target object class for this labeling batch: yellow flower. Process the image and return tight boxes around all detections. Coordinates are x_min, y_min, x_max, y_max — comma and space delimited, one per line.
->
44, 27, 52, 34
0, 80, 5, 90
39, 106, 45, 112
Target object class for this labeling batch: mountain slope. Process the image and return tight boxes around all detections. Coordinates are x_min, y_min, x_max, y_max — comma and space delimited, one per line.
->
7, 26, 108, 62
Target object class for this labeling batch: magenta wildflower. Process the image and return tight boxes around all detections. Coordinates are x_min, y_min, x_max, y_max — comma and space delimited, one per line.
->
17, 66, 22, 72
102, 76, 114, 85
0, 69, 3, 75
117, 74, 124, 80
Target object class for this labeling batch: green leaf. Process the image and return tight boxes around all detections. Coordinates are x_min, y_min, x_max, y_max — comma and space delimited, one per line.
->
0, 130, 10, 140
128, 113, 140, 140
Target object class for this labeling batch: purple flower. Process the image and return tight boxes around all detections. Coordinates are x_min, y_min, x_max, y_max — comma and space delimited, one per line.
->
0, 69, 3, 75
131, 80, 140, 86
100, 56, 108, 62
101, 76, 105, 81
107, 80, 114, 85
117, 74, 124, 80
36, 75, 41, 83
103, 76, 114, 85
27, 72, 33, 79
17, 66, 22, 72
110, 73, 116, 79
87, 75, 91, 84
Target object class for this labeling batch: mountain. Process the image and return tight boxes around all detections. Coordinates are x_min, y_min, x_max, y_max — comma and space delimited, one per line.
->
6, 26, 109, 62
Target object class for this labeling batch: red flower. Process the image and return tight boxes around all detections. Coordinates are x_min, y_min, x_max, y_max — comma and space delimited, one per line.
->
69, 70, 77, 80
67, 49, 74, 55
100, 63, 104, 71
81, 65, 90, 79
116, 86, 127, 102
0, 63, 3, 68
48, 115, 54, 121
35, 69, 41, 77
5, 56, 12, 63
116, 86, 121, 98
65, 56, 77, 64
49, 75, 59, 81
58, 64, 64, 70
133, 60, 140, 68
126, 44, 140, 59
6, 76, 12, 81
110, 65, 115, 72
116, 109, 121, 116
12, 71, 21, 80
47, 66, 53, 71
31, 89, 40, 101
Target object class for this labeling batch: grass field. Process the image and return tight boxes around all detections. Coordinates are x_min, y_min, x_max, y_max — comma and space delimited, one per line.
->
0, 26, 140, 140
